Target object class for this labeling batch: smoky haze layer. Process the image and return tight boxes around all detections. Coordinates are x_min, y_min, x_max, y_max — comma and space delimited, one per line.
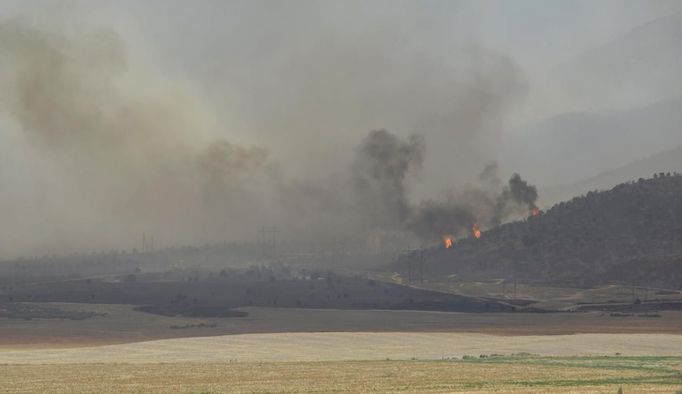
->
0, 21, 270, 255
0, 16, 532, 258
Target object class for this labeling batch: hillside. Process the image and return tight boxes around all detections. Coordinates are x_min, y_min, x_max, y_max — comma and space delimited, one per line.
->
405, 174, 682, 288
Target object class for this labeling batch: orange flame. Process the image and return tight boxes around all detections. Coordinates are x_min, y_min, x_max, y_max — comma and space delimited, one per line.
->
472, 224, 481, 239
442, 235, 454, 249
531, 207, 541, 217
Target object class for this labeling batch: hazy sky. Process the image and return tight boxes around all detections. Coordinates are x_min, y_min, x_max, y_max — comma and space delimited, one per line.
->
3, 1, 680, 116
0, 0, 680, 257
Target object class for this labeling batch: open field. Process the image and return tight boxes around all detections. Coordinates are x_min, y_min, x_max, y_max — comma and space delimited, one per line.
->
2, 332, 682, 363
3, 303, 682, 392
3, 304, 682, 348
2, 357, 682, 393
2, 322, 682, 392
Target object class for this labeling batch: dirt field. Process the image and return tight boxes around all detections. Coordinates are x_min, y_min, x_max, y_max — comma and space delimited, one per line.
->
2, 357, 682, 393
3, 303, 682, 348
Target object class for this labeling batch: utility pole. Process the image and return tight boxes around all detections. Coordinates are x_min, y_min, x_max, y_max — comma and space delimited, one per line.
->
407, 259, 413, 284
512, 259, 517, 299
632, 279, 637, 303
405, 246, 413, 285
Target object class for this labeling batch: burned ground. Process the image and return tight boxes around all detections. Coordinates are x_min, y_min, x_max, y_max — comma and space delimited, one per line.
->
0, 268, 513, 317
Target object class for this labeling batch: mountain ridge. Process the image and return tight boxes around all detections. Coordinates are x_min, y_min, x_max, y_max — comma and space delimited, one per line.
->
405, 174, 682, 288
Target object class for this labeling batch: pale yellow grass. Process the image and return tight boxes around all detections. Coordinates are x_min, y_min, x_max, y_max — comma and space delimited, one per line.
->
1, 360, 679, 393
1, 332, 682, 364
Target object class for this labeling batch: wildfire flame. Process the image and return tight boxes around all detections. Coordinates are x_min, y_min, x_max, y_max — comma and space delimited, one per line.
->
472, 223, 481, 239
442, 235, 454, 249
531, 207, 541, 217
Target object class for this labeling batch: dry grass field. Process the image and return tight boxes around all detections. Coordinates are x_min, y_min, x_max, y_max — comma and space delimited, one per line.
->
3, 332, 682, 364
3, 304, 682, 392
2, 357, 682, 393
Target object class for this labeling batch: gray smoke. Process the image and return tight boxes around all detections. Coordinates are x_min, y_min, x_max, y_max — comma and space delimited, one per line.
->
493, 172, 539, 224
507, 173, 539, 210
407, 200, 475, 240
198, 140, 269, 204
407, 164, 538, 242
0, 7, 531, 258
0, 21, 271, 254
351, 129, 425, 228
344, 130, 538, 243
478, 162, 502, 191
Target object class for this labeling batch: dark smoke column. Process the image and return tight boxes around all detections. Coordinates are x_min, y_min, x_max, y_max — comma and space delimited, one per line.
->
351, 129, 425, 229
493, 173, 539, 223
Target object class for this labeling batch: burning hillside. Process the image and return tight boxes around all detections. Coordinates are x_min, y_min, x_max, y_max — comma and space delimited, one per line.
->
396, 173, 682, 287
442, 235, 455, 249
471, 224, 481, 239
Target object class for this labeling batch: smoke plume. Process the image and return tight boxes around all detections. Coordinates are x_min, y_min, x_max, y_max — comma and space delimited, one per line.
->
493, 173, 539, 224
406, 164, 538, 242
0, 8, 531, 258
344, 130, 539, 243
351, 129, 425, 228
0, 21, 270, 254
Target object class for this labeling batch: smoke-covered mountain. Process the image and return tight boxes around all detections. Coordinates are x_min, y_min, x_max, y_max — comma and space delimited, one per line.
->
504, 97, 682, 188
502, 12, 682, 187
549, 11, 682, 113
541, 145, 682, 205
406, 174, 682, 288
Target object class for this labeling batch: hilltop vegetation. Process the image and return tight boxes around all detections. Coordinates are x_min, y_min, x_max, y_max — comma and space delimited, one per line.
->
411, 174, 682, 288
